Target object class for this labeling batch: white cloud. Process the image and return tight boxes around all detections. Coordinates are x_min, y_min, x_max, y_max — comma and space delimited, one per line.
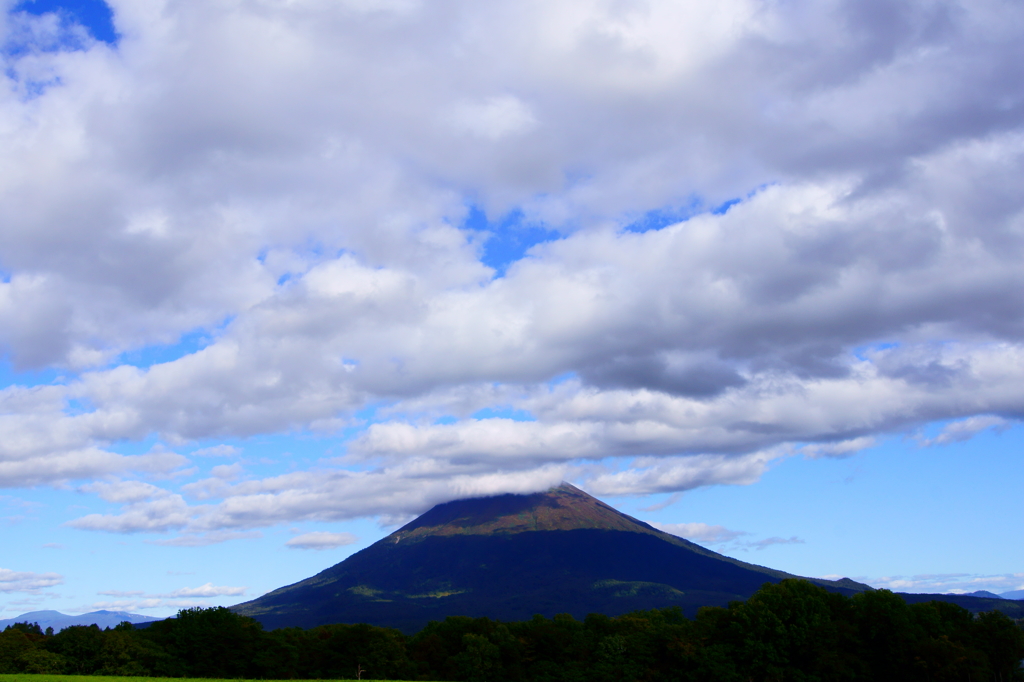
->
286, 531, 359, 550
447, 96, 538, 140
0, 568, 64, 593
0, 0, 1022, 536
97, 590, 145, 597
64, 464, 570, 534
84, 598, 214, 612
164, 582, 247, 598
650, 522, 749, 545
748, 536, 804, 551
867, 572, 1024, 595
66, 491, 193, 533
90, 583, 247, 611
2, 0, 1021, 372
0, 445, 188, 489
210, 463, 242, 480
84, 480, 172, 504
585, 453, 774, 496
191, 445, 241, 458
650, 521, 806, 552
801, 437, 877, 459
919, 415, 1009, 447
149, 531, 263, 547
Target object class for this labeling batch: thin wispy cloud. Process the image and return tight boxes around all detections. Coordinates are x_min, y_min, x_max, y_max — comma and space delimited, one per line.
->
649, 522, 750, 546
286, 532, 359, 550
867, 573, 1024, 596
0, 568, 64, 594
747, 537, 805, 552
918, 416, 1010, 447
87, 583, 247, 612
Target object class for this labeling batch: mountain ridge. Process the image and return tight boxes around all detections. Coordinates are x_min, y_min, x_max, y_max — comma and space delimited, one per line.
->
0, 609, 160, 632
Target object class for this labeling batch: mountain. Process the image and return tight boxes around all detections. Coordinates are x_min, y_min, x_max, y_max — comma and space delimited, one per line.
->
898, 592, 1024, 617
234, 483, 871, 633
0, 609, 161, 632
1000, 589, 1024, 600
958, 590, 1002, 599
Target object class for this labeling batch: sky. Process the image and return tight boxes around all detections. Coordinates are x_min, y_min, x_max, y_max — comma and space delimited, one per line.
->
1, 0, 1023, 618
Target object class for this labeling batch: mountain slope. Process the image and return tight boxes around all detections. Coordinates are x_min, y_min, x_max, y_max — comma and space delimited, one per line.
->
234, 483, 869, 632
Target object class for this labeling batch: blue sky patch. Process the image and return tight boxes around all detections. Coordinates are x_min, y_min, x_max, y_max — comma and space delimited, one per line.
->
622, 195, 744, 233
712, 198, 741, 215
14, 0, 117, 45
463, 206, 561, 276
0, 359, 62, 388
115, 326, 223, 370
471, 406, 536, 422
622, 198, 703, 234
851, 341, 901, 362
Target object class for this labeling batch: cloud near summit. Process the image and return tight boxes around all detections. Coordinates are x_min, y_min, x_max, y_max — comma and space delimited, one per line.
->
1, 0, 1024, 532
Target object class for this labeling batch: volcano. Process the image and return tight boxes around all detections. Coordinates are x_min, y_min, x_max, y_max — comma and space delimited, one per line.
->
234, 483, 869, 633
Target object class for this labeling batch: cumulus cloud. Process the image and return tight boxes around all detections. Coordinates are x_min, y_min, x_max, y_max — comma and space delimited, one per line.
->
585, 453, 774, 496
66, 489, 193, 533
447, 96, 538, 140
84, 480, 175, 504
286, 531, 359, 550
0, 444, 188, 489
0, 568, 64, 593
60, 455, 766, 536
67, 464, 571, 534
0, 0, 1023, 533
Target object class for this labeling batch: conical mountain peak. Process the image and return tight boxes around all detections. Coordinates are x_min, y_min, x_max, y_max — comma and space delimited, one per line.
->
235, 484, 873, 632
389, 482, 662, 543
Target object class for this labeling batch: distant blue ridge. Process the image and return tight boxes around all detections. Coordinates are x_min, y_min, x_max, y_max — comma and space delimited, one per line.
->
0, 609, 159, 632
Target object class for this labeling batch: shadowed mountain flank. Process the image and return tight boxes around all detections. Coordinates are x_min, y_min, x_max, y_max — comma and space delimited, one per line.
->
234, 484, 878, 632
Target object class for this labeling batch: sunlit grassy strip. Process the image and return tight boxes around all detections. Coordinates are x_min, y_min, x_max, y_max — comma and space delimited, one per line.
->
0, 677, 438, 682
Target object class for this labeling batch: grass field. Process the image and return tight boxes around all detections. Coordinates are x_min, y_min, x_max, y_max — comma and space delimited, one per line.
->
0, 676, 437, 682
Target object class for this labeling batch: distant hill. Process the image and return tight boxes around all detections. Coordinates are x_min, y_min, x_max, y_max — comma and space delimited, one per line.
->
899, 592, 1024, 617
0, 609, 160, 632
958, 590, 1002, 599
234, 483, 872, 633
1000, 589, 1024, 600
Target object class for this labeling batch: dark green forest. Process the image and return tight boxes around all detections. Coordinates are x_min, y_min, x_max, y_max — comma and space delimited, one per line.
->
2, 580, 1022, 681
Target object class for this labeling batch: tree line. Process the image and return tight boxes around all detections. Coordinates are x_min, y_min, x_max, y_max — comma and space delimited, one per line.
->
1, 580, 1022, 681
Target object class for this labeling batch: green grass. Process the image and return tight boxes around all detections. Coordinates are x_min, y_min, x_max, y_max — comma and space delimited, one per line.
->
0, 677, 437, 682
